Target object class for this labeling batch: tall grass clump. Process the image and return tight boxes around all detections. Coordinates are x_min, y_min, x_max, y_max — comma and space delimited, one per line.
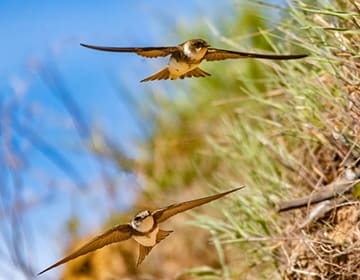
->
188, 1, 360, 279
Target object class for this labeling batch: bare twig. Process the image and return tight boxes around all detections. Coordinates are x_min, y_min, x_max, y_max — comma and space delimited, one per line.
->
277, 179, 360, 212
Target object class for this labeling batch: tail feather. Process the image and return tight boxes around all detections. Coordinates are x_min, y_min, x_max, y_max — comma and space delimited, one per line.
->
140, 67, 170, 82
136, 230, 173, 266
180, 67, 211, 79
137, 245, 153, 266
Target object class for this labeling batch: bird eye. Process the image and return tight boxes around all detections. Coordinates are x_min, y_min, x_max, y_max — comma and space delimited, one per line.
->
134, 216, 141, 221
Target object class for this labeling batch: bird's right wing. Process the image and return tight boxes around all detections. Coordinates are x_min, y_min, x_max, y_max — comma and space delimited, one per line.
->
38, 224, 133, 275
204, 48, 308, 61
80, 43, 178, 58
152, 187, 244, 223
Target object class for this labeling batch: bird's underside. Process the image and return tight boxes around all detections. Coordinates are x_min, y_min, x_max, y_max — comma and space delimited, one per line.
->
137, 229, 173, 266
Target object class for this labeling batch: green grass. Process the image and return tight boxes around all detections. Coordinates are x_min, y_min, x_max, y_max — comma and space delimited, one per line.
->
186, 1, 360, 279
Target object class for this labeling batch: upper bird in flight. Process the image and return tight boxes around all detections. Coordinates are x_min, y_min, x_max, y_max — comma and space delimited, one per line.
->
80, 38, 307, 82
38, 186, 244, 275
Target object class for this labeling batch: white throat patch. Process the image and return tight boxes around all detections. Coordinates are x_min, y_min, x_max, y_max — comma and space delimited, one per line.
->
184, 43, 195, 58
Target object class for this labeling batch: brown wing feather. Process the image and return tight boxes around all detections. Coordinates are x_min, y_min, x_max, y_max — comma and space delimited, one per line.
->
38, 224, 133, 275
80, 43, 178, 58
152, 187, 244, 223
140, 67, 170, 82
204, 48, 308, 61
180, 67, 211, 79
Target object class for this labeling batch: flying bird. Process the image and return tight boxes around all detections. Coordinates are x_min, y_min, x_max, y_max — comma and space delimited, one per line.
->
80, 38, 307, 82
38, 186, 244, 275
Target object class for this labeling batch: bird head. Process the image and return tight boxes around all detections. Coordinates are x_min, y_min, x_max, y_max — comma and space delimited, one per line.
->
183, 39, 210, 59
191, 39, 210, 49
131, 210, 155, 233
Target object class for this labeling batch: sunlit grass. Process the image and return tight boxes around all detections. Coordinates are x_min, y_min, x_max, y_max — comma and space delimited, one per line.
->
183, 0, 360, 279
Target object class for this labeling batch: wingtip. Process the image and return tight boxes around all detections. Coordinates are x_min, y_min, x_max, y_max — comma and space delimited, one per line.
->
229, 185, 246, 191
231, 185, 245, 193
80, 43, 96, 49
294, 54, 309, 59
216, 185, 245, 197
37, 267, 50, 276
37, 259, 66, 276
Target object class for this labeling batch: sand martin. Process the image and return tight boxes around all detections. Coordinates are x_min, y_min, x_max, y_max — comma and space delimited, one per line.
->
38, 186, 244, 275
80, 38, 307, 82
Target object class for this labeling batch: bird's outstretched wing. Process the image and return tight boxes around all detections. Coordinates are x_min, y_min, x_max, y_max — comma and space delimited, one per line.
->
152, 187, 244, 223
204, 48, 308, 61
38, 224, 133, 275
80, 43, 178, 58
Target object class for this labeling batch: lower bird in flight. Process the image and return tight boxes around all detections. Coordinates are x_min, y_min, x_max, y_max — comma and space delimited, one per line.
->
38, 186, 244, 275
80, 38, 307, 82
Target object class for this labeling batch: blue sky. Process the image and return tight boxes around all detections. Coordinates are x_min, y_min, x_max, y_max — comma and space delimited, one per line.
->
0, 1, 240, 279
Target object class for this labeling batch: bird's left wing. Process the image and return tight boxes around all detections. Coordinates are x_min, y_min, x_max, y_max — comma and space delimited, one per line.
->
204, 48, 308, 61
152, 187, 244, 223
80, 43, 178, 58
38, 224, 133, 275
